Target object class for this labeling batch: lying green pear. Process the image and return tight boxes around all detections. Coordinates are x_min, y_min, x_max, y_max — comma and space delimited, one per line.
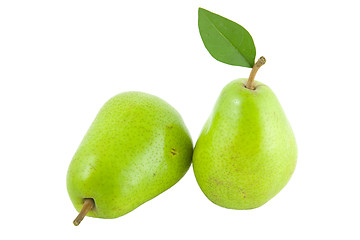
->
67, 92, 193, 225
193, 57, 297, 209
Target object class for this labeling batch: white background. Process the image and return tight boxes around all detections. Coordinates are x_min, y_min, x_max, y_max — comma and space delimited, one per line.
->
0, 0, 359, 239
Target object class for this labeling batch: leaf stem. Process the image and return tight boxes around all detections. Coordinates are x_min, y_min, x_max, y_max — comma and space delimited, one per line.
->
73, 198, 95, 226
245, 56, 266, 90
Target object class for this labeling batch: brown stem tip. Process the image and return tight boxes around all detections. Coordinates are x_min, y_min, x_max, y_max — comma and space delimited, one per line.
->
73, 198, 95, 226
245, 56, 266, 90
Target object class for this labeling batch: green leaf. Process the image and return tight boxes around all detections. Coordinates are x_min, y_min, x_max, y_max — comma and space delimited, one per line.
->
198, 7, 256, 68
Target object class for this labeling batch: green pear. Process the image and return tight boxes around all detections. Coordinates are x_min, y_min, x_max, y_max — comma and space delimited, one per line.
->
67, 91, 193, 225
193, 63, 297, 209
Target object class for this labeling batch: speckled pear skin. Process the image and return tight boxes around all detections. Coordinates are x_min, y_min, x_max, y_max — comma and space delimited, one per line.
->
193, 78, 297, 209
67, 92, 193, 219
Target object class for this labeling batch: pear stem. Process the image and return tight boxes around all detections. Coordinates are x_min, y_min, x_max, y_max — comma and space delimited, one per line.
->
73, 198, 95, 226
245, 56, 266, 90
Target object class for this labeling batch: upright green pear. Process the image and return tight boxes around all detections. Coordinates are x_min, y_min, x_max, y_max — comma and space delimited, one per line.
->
195, 8, 296, 210
193, 71, 297, 209
67, 92, 193, 225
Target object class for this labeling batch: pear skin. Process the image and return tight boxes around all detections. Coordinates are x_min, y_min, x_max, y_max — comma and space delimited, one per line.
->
193, 78, 297, 209
67, 92, 193, 223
